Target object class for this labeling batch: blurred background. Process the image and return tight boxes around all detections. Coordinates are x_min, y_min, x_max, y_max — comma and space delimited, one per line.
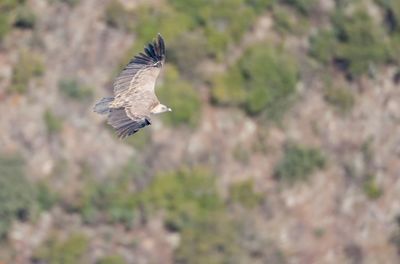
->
0, 0, 400, 263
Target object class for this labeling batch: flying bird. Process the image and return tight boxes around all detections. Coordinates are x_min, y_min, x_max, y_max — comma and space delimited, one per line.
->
94, 34, 171, 138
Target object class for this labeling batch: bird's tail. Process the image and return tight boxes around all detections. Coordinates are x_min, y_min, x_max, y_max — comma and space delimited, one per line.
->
93, 97, 114, 115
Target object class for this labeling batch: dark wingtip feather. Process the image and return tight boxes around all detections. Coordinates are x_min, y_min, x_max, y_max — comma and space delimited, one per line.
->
131, 34, 165, 66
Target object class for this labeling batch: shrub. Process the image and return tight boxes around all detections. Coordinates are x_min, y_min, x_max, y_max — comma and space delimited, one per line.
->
43, 109, 63, 134
98, 255, 126, 264
9, 50, 44, 93
71, 160, 144, 226
14, 6, 36, 29
211, 65, 246, 106
211, 44, 298, 118
309, 29, 337, 64
139, 168, 222, 231
34, 233, 89, 264
332, 7, 391, 77
124, 130, 152, 151
245, 0, 275, 12
363, 175, 383, 200
58, 79, 93, 101
0, 154, 37, 239
104, 0, 133, 31
168, 0, 258, 59
174, 213, 242, 264
0, 13, 10, 40
157, 66, 201, 127
324, 86, 355, 114
229, 179, 263, 208
374, 0, 400, 33
275, 143, 325, 183
284, 0, 318, 15
36, 181, 58, 211
168, 31, 209, 80
240, 44, 298, 116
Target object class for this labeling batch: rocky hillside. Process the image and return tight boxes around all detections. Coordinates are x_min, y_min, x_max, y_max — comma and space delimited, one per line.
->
0, 0, 400, 263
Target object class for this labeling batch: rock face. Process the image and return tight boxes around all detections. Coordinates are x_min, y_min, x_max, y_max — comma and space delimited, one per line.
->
0, 0, 400, 263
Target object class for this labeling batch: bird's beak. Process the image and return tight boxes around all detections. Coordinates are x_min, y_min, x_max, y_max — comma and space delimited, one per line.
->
168, 108, 172, 112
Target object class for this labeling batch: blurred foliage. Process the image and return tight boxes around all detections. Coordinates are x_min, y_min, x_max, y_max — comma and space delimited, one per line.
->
124, 130, 152, 151
332, 7, 391, 77
275, 143, 325, 183
43, 109, 63, 134
104, 0, 133, 31
310, 4, 392, 78
211, 65, 246, 106
140, 167, 222, 232
97, 255, 126, 264
36, 181, 59, 211
284, 0, 318, 15
0, 0, 27, 40
324, 85, 354, 114
374, 0, 400, 33
58, 0, 80, 6
14, 6, 36, 29
228, 179, 263, 209
240, 44, 298, 116
34, 233, 89, 264
363, 175, 383, 200
71, 160, 144, 226
212, 44, 298, 118
167, 0, 259, 59
309, 29, 336, 65
9, 50, 44, 93
157, 66, 201, 127
0, 154, 37, 239
168, 31, 209, 80
58, 79, 93, 101
175, 213, 242, 264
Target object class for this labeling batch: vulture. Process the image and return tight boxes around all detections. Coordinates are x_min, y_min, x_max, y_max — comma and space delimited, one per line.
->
94, 33, 170, 138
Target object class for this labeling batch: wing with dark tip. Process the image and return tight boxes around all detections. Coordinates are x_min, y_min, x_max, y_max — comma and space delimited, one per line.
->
113, 33, 166, 96
107, 108, 151, 139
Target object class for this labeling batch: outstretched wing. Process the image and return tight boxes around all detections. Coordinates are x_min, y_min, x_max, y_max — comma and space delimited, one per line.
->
113, 33, 166, 98
108, 108, 151, 138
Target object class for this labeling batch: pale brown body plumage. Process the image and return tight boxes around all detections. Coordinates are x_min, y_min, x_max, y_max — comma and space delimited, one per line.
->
93, 34, 169, 138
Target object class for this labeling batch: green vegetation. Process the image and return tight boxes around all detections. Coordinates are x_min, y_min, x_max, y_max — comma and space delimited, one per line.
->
58, 79, 93, 101
43, 109, 63, 134
70, 160, 143, 225
140, 168, 222, 231
34, 233, 89, 264
211, 65, 246, 106
9, 50, 44, 93
157, 66, 201, 127
98, 255, 126, 264
0, 0, 26, 40
14, 6, 36, 29
212, 44, 298, 117
59, 0, 80, 6
168, 31, 208, 79
324, 86, 355, 114
333, 7, 391, 77
104, 0, 133, 31
363, 175, 383, 200
310, 6, 392, 78
0, 154, 37, 239
309, 29, 336, 64
167, 0, 257, 59
124, 130, 152, 150
284, 0, 318, 15
229, 179, 263, 208
275, 143, 325, 183
175, 214, 241, 264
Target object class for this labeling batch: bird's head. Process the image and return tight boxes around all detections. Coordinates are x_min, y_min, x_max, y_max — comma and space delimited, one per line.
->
151, 104, 172, 114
